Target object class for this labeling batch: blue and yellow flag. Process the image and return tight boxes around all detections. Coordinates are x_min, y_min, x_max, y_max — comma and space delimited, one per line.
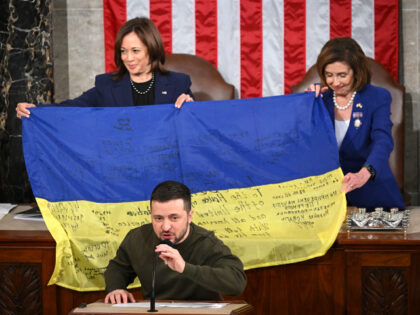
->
22, 93, 346, 291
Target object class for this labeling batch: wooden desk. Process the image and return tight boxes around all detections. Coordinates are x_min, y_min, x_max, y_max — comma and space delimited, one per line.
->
69, 300, 253, 315
1, 206, 420, 314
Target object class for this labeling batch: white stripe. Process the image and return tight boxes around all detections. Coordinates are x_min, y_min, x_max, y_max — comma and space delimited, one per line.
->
127, 0, 150, 20
306, 0, 330, 70
172, 0, 195, 54
352, 0, 375, 58
123, 0, 377, 98
217, 0, 241, 98
262, 0, 284, 96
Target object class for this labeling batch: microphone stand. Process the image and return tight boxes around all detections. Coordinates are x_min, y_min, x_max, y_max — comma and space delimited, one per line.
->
148, 252, 158, 312
148, 240, 172, 312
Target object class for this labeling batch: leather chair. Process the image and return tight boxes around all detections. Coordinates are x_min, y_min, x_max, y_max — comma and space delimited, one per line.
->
291, 58, 404, 192
164, 53, 235, 101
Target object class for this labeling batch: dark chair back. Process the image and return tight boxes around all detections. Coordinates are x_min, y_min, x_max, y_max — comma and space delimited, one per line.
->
164, 53, 235, 101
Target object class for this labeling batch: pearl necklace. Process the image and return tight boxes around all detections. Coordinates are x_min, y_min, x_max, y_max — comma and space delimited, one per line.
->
333, 91, 356, 111
130, 73, 154, 95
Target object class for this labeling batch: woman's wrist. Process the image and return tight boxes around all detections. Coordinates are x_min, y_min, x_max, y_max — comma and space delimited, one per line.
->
363, 164, 376, 180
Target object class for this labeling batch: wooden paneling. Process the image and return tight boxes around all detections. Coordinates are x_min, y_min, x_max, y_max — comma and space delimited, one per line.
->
0, 262, 42, 314
1, 229, 420, 314
225, 251, 345, 315
0, 245, 57, 315
346, 252, 411, 315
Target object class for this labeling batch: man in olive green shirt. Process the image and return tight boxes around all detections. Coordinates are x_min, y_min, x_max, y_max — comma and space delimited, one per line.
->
104, 180, 247, 304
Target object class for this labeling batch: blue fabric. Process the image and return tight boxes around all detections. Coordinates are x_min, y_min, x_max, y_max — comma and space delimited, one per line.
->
22, 93, 339, 203
323, 84, 404, 209
41, 71, 193, 107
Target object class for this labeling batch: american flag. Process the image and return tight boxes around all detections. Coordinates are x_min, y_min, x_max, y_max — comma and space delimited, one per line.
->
103, 0, 399, 97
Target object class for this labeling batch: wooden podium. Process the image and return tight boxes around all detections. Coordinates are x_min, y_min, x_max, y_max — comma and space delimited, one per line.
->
1, 206, 420, 314
69, 300, 253, 315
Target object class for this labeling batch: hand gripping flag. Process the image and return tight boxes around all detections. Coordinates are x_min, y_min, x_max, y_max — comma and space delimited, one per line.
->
22, 93, 346, 291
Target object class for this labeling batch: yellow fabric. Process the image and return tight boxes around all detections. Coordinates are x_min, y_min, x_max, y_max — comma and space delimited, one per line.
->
38, 168, 346, 291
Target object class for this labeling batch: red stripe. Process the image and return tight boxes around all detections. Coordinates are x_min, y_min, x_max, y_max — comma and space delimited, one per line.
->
240, 0, 262, 98
374, 0, 399, 82
284, 0, 306, 94
102, 0, 400, 94
330, 0, 352, 38
150, 0, 172, 54
195, 0, 218, 67
103, 0, 126, 73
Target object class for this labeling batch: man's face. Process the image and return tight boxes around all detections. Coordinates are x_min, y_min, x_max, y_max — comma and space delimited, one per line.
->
151, 199, 193, 245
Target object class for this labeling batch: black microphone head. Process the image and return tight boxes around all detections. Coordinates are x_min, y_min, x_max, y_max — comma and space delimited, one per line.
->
159, 239, 174, 247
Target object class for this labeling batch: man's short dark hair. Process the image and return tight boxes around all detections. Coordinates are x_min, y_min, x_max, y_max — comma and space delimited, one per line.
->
150, 181, 191, 213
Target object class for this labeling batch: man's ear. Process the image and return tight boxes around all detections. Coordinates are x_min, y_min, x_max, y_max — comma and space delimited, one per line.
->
188, 209, 194, 223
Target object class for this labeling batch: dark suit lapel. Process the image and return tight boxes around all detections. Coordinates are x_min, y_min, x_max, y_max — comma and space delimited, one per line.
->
340, 92, 365, 148
113, 73, 134, 106
154, 72, 175, 104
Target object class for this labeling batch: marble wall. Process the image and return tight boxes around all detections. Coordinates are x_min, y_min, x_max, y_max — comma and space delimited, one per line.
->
0, 0, 53, 203
53, 0, 104, 102
402, 0, 420, 205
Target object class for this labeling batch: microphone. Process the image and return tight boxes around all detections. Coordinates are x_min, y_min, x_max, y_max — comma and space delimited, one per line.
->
148, 239, 173, 312
159, 239, 174, 247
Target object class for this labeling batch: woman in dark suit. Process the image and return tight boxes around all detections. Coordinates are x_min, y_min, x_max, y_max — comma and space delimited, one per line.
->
310, 37, 404, 210
16, 17, 194, 117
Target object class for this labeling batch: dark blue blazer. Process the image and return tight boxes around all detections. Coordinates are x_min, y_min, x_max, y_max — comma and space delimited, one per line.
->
57, 71, 193, 107
323, 84, 404, 209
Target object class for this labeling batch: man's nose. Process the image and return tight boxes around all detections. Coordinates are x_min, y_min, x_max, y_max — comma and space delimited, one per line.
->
162, 220, 171, 231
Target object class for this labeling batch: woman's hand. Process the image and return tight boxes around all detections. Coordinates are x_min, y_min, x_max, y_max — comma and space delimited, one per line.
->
174, 93, 194, 108
304, 83, 328, 97
341, 168, 371, 193
16, 102, 36, 119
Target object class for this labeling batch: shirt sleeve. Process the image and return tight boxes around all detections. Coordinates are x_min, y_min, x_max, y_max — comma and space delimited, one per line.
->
184, 75, 194, 100
39, 74, 104, 107
104, 232, 138, 293
169, 72, 194, 102
364, 88, 394, 175
181, 239, 247, 296
57, 87, 100, 107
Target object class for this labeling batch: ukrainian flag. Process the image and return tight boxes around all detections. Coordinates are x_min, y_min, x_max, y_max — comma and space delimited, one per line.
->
22, 93, 346, 291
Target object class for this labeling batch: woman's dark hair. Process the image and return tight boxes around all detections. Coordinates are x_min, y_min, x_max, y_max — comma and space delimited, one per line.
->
112, 17, 167, 81
150, 181, 192, 213
316, 37, 371, 91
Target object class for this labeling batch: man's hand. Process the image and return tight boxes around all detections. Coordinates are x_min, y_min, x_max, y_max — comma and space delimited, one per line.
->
104, 289, 135, 304
174, 93, 194, 108
16, 102, 36, 119
155, 244, 186, 273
